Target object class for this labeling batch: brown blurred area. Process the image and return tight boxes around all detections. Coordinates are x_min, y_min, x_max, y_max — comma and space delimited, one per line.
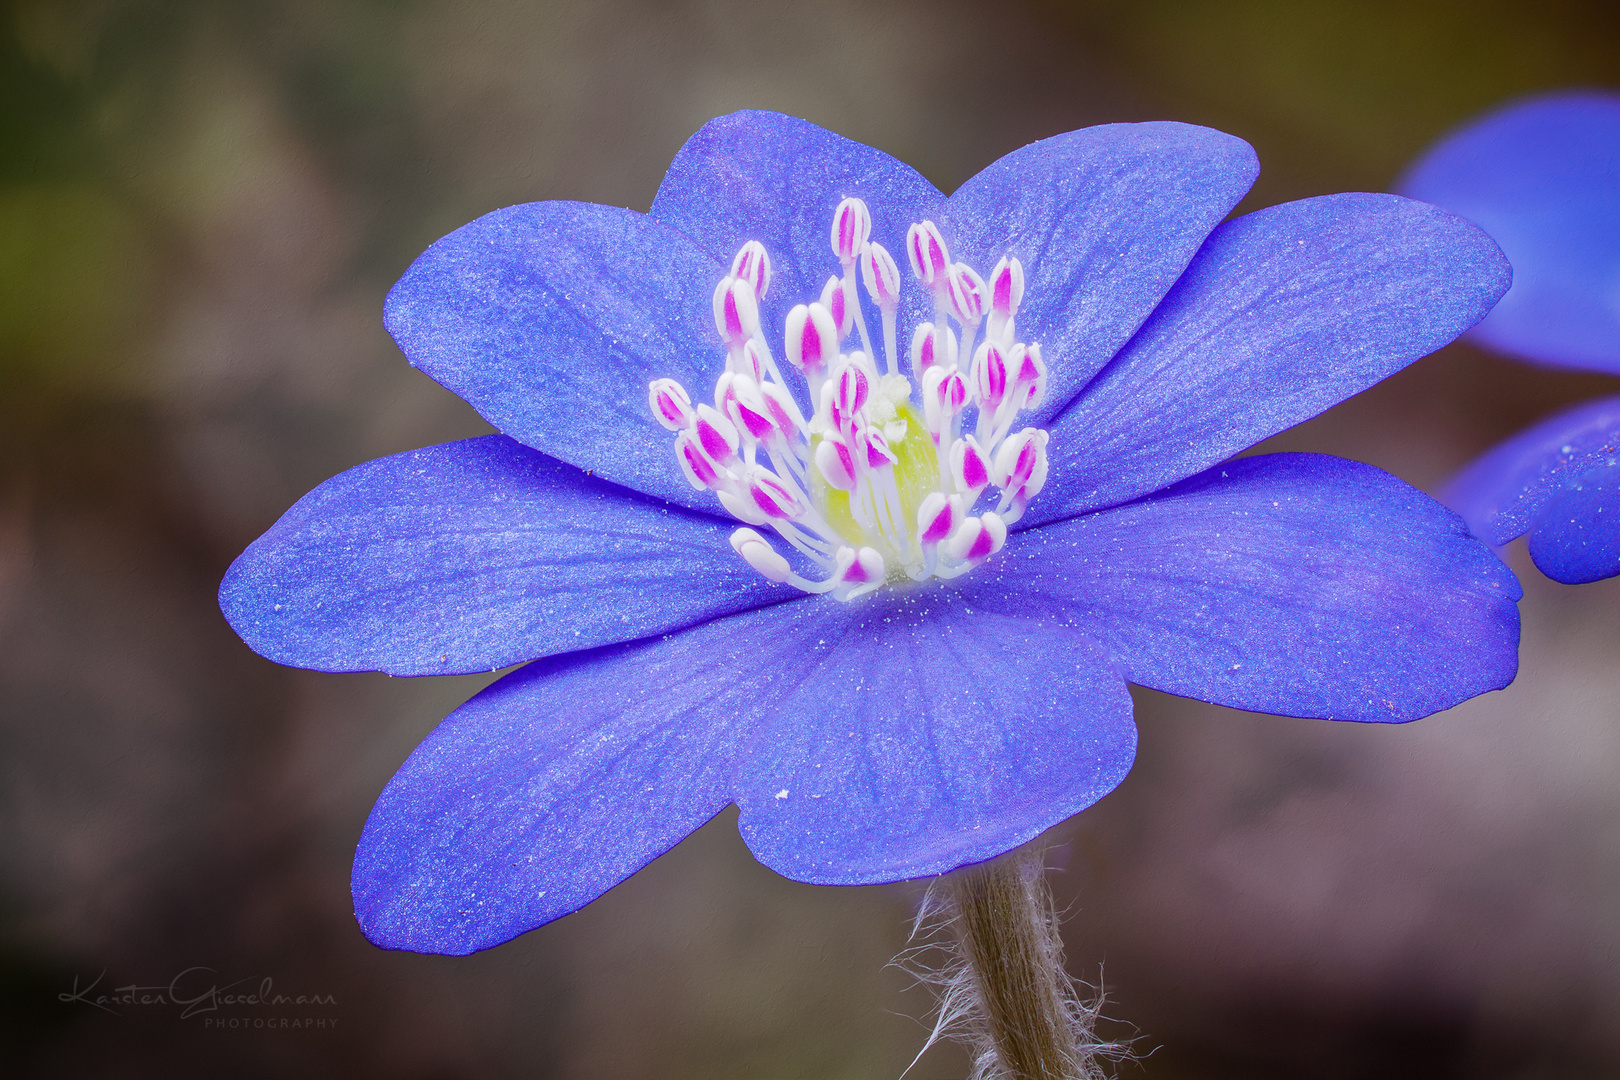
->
2, 1, 1618, 1076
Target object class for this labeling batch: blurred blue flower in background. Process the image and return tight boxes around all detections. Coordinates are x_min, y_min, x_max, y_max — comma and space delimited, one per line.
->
221, 110, 1520, 955
1402, 91, 1620, 583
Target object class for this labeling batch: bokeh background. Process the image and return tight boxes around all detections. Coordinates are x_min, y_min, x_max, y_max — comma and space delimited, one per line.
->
3, 0, 1619, 1076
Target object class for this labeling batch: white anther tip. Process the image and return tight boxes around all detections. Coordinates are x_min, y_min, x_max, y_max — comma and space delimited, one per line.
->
729, 527, 767, 554
738, 537, 793, 583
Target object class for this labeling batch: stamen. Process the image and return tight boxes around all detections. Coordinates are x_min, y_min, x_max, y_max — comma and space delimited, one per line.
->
907, 220, 952, 287
712, 276, 759, 351
649, 378, 694, 431
785, 302, 839, 384
815, 435, 858, 491
732, 241, 772, 299
987, 255, 1023, 345
650, 199, 1052, 600
910, 323, 958, 380
862, 241, 902, 375
831, 197, 873, 267
692, 404, 740, 465
950, 436, 992, 507
816, 280, 846, 341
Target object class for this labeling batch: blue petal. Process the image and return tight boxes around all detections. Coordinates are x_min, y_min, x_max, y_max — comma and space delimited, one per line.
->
1399, 91, 1620, 372
943, 121, 1258, 422
384, 201, 726, 511
1526, 463, 1620, 584
735, 590, 1136, 884
961, 454, 1521, 723
1030, 193, 1511, 525
1442, 393, 1620, 546
650, 110, 945, 346
352, 598, 848, 954
219, 436, 790, 676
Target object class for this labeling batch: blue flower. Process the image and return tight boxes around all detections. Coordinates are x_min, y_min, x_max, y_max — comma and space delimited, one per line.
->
221, 111, 1520, 955
1400, 91, 1620, 583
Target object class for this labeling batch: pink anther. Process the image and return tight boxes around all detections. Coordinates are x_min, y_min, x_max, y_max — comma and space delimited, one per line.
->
731, 241, 772, 300
946, 513, 1006, 564
749, 469, 805, 520
758, 380, 800, 439
784, 302, 839, 376
906, 221, 951, 286
723, 375, 780, 442
692, 403, 740, 465
841, 546, 885, 584
910, 323, 956, 377
972, 342, 1009, 412
862, 423, 896, 468
732, 338, 767, 381
994, 428, 1050, 508
675, 429, 722, 491
860, 242, 901, 313
988, 256, 1024, 322
820, 276, 854, 341
814, 435, 858, 491
648, 378, 694, 431
712, 276, 759, 349
922, 366, 970, 432
947, 262, 986, 325
718, 488, 769, 526
950, 435, 991, 499
916, 492, 960, 545
834, 362, 869, 419
1009, 343, 1046, 409
831, 197, 871, 265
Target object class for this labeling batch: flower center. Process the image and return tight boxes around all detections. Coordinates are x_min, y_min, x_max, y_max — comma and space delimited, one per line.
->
649, 197, 1051, 600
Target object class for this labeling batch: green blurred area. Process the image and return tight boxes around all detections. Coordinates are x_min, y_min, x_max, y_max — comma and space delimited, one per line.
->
1050, 0, 1620, 199
0, 0, 418, 393
0, 4, 141, 387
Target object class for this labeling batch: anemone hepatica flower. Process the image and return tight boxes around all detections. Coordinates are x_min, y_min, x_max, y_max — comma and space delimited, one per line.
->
221, 111, 1521, 955
1401, 91, 1620, 583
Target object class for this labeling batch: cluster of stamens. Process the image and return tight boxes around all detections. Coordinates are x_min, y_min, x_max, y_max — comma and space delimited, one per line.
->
649, 197, 1050, 600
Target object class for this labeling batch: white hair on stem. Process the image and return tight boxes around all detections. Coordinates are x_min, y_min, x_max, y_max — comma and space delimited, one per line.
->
891, 847, 1136, 1080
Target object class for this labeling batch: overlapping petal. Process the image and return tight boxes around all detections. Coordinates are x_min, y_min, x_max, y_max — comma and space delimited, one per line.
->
944, 121, 1258, 421
961, 454, 1521, 722
220, 436, 790, 676
1527, 464, 1620, 584
650, 110, 945, 339
1442, 393, 1620, 546
735, 592, 1136, 884
1028, 193, 1511, 525
1399, 91, 1620, 372
351, 604, 794, 955
353, 596, 892, 954
384, 201, 726, 512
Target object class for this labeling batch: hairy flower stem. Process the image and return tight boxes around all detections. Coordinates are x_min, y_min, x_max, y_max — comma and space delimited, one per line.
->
947, 850, 1084, 1080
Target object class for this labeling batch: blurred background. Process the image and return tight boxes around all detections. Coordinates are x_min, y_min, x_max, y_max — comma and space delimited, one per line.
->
2, 0, 1618, 1076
